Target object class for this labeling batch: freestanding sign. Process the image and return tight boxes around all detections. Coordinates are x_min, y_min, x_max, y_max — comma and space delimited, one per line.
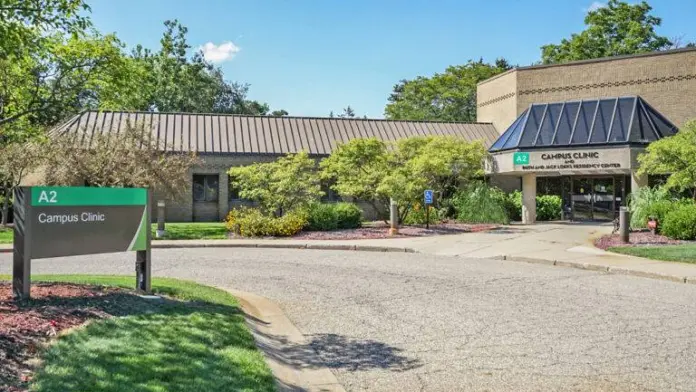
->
13, 186, 152, 299
424, 190, 434, 229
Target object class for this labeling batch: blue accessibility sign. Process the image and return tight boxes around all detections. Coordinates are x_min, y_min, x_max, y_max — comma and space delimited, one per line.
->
424, 189, 434, 204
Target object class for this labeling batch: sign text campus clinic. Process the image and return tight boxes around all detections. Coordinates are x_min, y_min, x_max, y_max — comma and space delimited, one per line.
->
13, 186, 152, 299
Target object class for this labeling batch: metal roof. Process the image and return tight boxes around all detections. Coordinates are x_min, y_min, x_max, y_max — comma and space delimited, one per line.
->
489, 96, 678, 153
52, 111, 499, 155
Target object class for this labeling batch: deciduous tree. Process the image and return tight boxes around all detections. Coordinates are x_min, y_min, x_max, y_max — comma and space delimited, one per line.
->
638, 120, 696, 199
229, 152, 323, 216
384, 59, 511, 122
541, 0, 672, 64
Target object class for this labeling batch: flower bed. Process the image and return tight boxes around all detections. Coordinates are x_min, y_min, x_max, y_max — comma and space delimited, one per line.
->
594, 231, 685, 250
288, 222, 497, 240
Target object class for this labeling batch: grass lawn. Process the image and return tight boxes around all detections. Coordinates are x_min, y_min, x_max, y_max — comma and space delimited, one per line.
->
608, 244, 696, 264
152, 222, 228, 240
0, 274, 274, 392
0, 223, 228, 244
0, 228, 11, 244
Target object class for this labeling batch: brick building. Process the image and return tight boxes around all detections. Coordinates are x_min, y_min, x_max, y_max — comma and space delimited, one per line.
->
479, 48, 696, 223
50, 112, 498, 221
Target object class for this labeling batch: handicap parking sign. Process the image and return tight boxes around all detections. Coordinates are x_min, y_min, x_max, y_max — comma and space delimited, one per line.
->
424, 190, 434, 204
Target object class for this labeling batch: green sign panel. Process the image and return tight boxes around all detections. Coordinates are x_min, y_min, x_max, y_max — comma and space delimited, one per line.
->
513, 152, 530, 166
31, 187, 147, 206
13, 186, 152, 298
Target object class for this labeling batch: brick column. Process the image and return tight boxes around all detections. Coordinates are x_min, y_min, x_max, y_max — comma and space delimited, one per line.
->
218, 171, 229, 221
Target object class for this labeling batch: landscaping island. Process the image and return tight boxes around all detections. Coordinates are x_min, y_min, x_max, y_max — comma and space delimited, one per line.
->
0, 276, 274, 392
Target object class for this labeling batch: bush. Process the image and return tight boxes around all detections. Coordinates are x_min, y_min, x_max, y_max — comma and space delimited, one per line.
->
305, 202, 362, 231
453, 183, 509, 224
226, 208, 307, 237
333, 202, 362, 229
536, 195, 562, 221
661, 204, 696, 240
628, 186, 670, 229
644, 199, 676, 229
403, 203, 439, 225
505, 191, 560, 221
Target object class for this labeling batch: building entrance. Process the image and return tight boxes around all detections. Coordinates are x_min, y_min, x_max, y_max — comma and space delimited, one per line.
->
570, 176, 627, 221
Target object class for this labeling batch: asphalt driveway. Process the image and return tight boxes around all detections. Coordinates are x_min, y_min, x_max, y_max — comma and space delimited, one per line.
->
2, 248, 696, 391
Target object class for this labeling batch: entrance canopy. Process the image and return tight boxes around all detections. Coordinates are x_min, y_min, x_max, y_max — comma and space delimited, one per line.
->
489, 96, 677, 153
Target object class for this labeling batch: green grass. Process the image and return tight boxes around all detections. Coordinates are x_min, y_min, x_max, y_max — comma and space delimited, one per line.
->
0, 275, 274, 392
0, 223, 229, 244
0, 227, 12, 244
152, 222, 228, 240
608, 244, 696, 263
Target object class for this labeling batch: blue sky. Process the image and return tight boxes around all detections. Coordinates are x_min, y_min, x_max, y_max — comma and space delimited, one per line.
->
88, 0, 696, 118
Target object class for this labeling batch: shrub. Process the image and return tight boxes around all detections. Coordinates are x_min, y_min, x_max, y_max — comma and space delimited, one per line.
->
226, 208, 307, 237
506, 190, 523, 222
403, 203, 439, 225
305, 202, 362, 231
333, 202, 362, 229
453, 183, 509, 224
628, 186, 670, 229
536, 195, 562, 221
644, 199, 676, 229
661, 204, 696, 240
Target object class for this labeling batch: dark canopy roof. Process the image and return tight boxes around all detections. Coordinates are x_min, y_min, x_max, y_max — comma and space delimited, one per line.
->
489, 96, 678, 153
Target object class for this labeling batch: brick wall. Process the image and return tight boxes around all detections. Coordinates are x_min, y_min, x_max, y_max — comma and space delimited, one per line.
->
476, 69, 518, 133
477, 49, 696, 133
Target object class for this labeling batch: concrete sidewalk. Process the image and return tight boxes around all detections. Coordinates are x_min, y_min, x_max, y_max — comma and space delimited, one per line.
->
4, 222, 695, 283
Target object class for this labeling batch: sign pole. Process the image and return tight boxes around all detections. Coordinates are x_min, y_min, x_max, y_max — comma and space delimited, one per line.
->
136, 188, 152, 293
426, 205, 429, 230
12, 187, 32, 300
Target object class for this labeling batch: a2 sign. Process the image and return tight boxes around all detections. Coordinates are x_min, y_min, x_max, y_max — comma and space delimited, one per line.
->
13, 186, 152, 299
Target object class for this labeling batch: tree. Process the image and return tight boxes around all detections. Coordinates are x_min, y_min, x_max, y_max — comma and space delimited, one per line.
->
229, 152, 323, 216
0, 0, 90, 58
638, 120, 696, 199
0, 140, 43, 225
320, 138, 391, 219
338, 106, 356, 118
129, 20, 272, 115
43, 121, 199, 195
377, 136, 486, 221
384, 59, 512, 122
541, 0, 672, 64
270, 109, 288, 117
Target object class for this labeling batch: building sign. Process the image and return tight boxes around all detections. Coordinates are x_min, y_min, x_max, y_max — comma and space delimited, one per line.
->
487, 147, 635, 175
513, 152, 530, 165
13, 187, 152, 299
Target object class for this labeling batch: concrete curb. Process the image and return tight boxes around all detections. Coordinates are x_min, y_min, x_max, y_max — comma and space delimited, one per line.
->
227, 288, 346, 392
150, 242, 417, 253
494, 254, 691, 284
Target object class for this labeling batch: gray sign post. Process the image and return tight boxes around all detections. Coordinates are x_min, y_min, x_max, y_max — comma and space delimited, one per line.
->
13, 186, 152, 299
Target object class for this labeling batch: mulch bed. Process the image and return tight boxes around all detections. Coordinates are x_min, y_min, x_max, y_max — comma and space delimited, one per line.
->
0, 284, 161, 391
594, 231, 685, 250
231, 222, 498, 240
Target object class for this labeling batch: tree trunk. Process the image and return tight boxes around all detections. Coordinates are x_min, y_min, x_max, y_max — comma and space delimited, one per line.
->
1, 188, 9, 227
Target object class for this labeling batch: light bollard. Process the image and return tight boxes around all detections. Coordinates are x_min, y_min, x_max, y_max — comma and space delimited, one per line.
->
389, 198, 399, 236
156, 200, 166, 238
619, 206, 630, 243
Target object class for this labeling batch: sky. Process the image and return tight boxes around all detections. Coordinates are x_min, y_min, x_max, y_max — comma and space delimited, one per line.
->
88, 0, 696, 118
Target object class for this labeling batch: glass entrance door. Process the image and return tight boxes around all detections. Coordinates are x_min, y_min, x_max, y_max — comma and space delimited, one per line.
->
592, 178, 615, 221
570, 177, 618, 221
572, 178, 593, 220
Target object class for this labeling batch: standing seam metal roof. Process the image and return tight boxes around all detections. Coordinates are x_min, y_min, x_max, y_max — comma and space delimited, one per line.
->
52, 111, 500, 154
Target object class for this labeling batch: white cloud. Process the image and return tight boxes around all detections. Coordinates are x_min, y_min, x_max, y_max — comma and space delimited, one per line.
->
199, 41, 240, 63
586, 1, 605, 12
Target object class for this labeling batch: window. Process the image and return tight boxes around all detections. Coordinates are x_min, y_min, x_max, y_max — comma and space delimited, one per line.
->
320, 180, 341, 202
193, 174, 219, 202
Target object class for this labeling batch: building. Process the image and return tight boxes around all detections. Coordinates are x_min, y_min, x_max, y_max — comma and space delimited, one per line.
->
51, 111, 498, 221
478, 48, 696, 223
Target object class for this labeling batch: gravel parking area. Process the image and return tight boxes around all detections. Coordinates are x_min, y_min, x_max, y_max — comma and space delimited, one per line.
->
2, 249, 696, 391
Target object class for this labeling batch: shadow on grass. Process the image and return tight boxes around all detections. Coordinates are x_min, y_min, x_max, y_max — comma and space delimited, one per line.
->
22, 288, 275, 392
